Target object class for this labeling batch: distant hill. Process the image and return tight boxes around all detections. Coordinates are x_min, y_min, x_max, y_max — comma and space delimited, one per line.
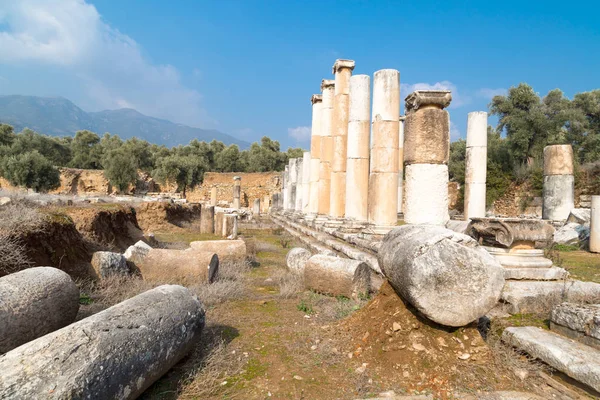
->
0, 95, 250, 148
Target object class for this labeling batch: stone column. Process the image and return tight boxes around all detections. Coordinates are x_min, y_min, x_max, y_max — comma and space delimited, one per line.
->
210, 187, 217, 206
232, 176, 241, 209
367, 69, 400, 232
464, 111, 488, 220
591, 196, 600, 253
543, 144, 574, 221
318, 79, 335, 218
253, 198, 260, 214
302, 151, 311, 213
262, 195, 270, 213
283, 165, 289, 211
330, 59, 355, 219
295, 157, 303, 212
403, 90, 452, 226
289, 158, 298, 212
397, 116, 405, 214
345, 74, 370, 222
308, 94, 323, 218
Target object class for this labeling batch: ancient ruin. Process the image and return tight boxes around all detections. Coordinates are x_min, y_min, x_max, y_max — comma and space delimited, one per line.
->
464, 111, 488, 220
542, 144, 574, 221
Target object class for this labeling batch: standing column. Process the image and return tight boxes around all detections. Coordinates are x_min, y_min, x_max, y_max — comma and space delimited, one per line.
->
345, 75, 371, 222
210, 187, 217, 206
308, 95, 323, 219
404, 90, 452, 226
295, 157, 304, 212
591, 196, 600, 253
367, 69, 400, 232
543, 145, 574, 221
302, 151, 311, 214
318, 80, 335, 218
283, 165, 289, 211
232, 176, 241, 209
289, 158, 298, 212
464, 111, 488, 220
330, 59, 355, 219
397, 116, 405, 215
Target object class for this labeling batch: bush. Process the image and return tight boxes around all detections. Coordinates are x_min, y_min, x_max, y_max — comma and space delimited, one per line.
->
0, 151, 60, 192
103, 147, 138, 193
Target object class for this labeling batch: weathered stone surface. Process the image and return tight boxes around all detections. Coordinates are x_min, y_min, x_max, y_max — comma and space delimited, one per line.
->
567, 208, 591, 225
304, 254, 370, 299
501, 281, 600, 314
286, 247, 312, 273
483, 247, 553, 268
543, 144, 574, 176
189, 239, 246, 261
551, 302, 600, 341
215, 211, 224, 237
553, 222, 589, 245
404, 108, 450, 164
503, 326, 600, 392
467, 218, 555, 248
0, 197, 10, 206
446, 220, 470, 234
91, 251, 129, 278
0, 285, 205, 399
123, 240, 152, 264
543, 174, 574, 221
379, 225, 505, 327
200, 205, 215, 234
404, 164, 449, 225
404, 90, 452, 112
591, 196, 600, 253
459, 392, 546, 400
0, 267, 80, 353
503, 266, 567, 281
222, 213, 237, 238
138, 249, 218, 283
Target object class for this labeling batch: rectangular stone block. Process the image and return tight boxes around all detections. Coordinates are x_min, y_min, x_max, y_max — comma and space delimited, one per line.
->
404, 108, 450, 165
551, 302, 600, 341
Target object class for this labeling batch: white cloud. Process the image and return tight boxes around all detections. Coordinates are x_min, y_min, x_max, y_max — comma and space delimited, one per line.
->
288, 126, 311, 142
0, 0, 211, 127
477, 88, 507, 100
401, 81, 469, 109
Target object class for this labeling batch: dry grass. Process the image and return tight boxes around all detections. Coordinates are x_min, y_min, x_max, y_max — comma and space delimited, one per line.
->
273, 269, 304, 299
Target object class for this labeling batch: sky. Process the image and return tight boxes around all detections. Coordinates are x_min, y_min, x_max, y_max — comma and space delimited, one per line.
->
0, 0, 599, 150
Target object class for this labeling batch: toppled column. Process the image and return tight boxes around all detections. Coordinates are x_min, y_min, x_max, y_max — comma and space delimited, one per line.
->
345, 74, 371, 222
0, 285, 205, 399
591, 196, 600, 253
330, 59, 355, 219
308, 94, 323, 218
318, 80, 335, 217
464, 111, 488, 220
210, 186, 217, 206
378, 225, 505, 327
295, 157, 304, 212
367, 69, 400, 232
286, 247, 312, 273
404, 90, 452, 226
253, 198, 260, 214
302, 151, 311, 213
232, 176, 241, 209
190, 239, 246, 262
397, 116, 405, 214
304, 254, 371, 299
0, 267, 80, 353
138, 249, 219, 283
543, 144, 574, 221
200, 205, 215, 234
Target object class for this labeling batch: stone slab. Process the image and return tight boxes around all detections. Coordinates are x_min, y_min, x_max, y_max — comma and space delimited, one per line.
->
501, 281, 600, 314
502, 326, 600, 392
503, 266, 567, 281
551, 302, 600, 341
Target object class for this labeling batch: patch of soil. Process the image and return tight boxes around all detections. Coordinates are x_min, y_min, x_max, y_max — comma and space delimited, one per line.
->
136, 202, 201, 232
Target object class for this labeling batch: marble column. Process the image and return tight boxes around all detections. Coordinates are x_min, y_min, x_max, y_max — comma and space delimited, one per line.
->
345, 74, 370, 222
232, 176, 241, 209
330, 59, 355, 219
464, 111, 488, 220
252, 198, 260, 214
397, 116, 405, 214
210, 186, 217, 206
289, 158, 298, 212
295, 157, 303, 212
367, 69, 400, 232
404, 90, 452, 226
318, 79, 335, 217
308, 94, 323, 218
302, 151, 311, 213
283, 165, 289, 211
543, 144, 574, 221
262, 195, 270, 213
591, 196, 600, 253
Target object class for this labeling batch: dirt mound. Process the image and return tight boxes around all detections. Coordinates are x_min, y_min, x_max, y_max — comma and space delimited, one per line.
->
65, 205, 145, 251
136, 202, 201, 232
336, 281, 512, 397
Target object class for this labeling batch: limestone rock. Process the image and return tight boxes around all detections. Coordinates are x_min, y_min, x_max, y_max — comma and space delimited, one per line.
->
189, 239, 246, 262
91, 251, 129, 278
123, 240, 152, 263
501, 281, 600, 314
286, 247, 312, 273
502, 326, 600, 392
138, 249, 218, 283
0, 197, 11, 206
0, 285, 205, 399
567, 208, 591, 225
0, 267, 79, 353
378, 225, 505, 327
551, 302, 600, 341
553, 222, 589, 245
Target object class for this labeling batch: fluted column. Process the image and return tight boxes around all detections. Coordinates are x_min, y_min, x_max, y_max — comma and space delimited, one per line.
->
345, 75, 370, 222
542, 144, 574, 221
307, 94, 322, 218
318, 79, 335, 217
330, 59, 355, 219
367, 69, 400, 232
464, 111, 488, 220
397, 116, 405, 214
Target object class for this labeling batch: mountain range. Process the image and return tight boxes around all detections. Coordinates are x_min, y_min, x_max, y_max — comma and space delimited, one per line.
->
0, 95, 250, 148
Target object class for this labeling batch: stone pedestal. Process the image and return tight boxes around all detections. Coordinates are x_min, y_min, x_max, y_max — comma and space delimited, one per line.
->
543, 145, 574, 221
302, 151, 311, 213
232, 176, 241, 209
308, 94, 323, 219
591, 196, 600, 253
330, 59, 355, 219
464, 111, 488, 220
367, 69, 400, 233
345, 75, 370, 222
397, 116, 405, 214
318, 80, 335, 217
403, 90, 452, 226
210, 187, 217, 206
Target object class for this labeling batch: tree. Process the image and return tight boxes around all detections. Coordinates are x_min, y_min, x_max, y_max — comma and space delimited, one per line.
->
10, 128, 71, 166
247, 137, 287, 172
0, 151, 60, 192
215, 144, 246, 172
568, 90, 600, 163
122, 137, 154, 172
286, 147, 304, 160
0, 124, 15, 147
69, 130, 102, 169
102, 147, 138, 193
152, 155, 207, 196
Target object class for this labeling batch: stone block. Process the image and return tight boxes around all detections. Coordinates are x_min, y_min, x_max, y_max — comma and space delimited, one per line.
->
551, 302, 600, 341
543, 145, 574, 175
138, 249, 218, 283
501, 281, 600, 314
404, 108, 450, 164
91, 251, 129, 278
304, 254, 370, 299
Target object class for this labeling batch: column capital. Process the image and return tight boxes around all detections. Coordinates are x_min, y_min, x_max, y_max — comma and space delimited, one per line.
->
405, 90, 452, 112
332, 59, 356, 74
321, 79, 335, 91
311, 94, 323, 104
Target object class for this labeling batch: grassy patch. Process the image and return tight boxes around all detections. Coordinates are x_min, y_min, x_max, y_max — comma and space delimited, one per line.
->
559, 250, 600, 283
506, 313, 549, 330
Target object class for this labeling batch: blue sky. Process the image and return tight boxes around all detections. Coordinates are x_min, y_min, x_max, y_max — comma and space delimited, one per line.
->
0, 0, 599, 150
